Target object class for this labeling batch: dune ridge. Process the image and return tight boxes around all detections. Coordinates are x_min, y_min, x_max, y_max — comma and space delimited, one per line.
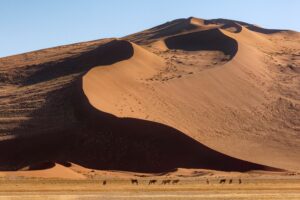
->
83, 19, 300, 171
0, 17, 299, 177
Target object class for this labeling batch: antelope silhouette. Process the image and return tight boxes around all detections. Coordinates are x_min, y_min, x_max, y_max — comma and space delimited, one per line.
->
219, 179, 226, 184
162, 180, 171, 184
148, 180, 157, 185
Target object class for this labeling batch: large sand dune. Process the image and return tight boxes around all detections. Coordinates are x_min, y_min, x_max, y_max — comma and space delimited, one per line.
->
0, 17, 299, 177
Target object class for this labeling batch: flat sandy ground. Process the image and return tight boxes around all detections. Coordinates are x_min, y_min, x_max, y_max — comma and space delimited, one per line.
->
0, 178, 299, 200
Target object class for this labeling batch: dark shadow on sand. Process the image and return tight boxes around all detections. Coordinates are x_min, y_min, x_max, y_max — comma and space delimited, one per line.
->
205, 18, 288, 34
164, 29, 238, 59
23, 40, 134, 85
0, 79, 280, 173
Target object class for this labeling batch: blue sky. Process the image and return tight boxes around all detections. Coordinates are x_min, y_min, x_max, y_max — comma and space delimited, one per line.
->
1, 0, 299, 58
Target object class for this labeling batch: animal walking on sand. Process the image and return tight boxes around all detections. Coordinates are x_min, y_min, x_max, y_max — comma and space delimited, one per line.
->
162, 180, 171, 185
131, 179, 138, 185
219, 179, 226, 184
148, 180, 157, 185
172, 180, 180, 184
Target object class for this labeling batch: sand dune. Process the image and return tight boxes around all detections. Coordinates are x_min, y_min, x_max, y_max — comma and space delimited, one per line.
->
0, 17, 299, 178
0, 163, 86, 179
84, 18, 300, 171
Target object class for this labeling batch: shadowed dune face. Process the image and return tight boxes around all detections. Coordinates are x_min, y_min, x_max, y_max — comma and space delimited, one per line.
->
0, 80, 276, 173
24, 40, 134, 85
27, 162, 56, 170
67, 84, 276, 172
0, 39, 134, 85
0, 40, 134, 139
164, 29, 238, 58
205, 18, 288, 34
221, 23, 242, 33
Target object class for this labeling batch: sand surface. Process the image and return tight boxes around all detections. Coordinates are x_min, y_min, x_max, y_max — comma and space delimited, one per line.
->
0, 17, 299, 180
0, 178, 299, 199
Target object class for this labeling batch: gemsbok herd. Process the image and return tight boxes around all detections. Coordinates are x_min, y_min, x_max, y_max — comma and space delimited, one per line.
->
101, 178, 243, 185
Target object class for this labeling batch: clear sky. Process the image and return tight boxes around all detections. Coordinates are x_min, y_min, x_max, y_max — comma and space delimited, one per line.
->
1, 0, 299, 58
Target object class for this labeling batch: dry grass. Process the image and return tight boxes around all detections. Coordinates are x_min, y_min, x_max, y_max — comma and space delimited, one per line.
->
0, 178, 299, 199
